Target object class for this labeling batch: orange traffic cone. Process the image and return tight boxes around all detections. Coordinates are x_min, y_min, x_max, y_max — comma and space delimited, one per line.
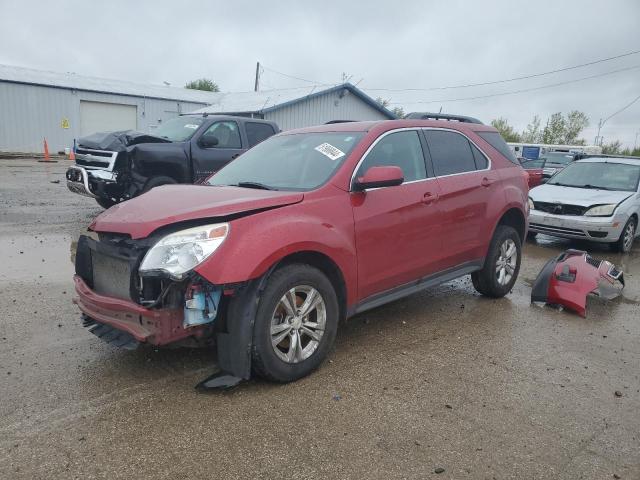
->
38, 138, 58, 163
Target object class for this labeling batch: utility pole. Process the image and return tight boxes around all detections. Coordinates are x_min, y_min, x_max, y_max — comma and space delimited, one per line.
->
595, 118, 604, 146
634, 129, 639, 151
254, 61, 260, 92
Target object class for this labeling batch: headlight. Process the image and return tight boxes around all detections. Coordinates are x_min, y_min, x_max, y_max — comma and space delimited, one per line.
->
139, 223, 229, 279
584, 204, 616, 217
528, 197, 535, 211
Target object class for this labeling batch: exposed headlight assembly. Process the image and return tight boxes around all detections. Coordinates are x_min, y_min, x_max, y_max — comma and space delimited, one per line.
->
528, 197, 535, 211
139, 223, 229, 279
584, 204, 617, 217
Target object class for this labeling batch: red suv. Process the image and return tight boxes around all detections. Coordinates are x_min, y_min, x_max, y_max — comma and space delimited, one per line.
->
74, 117, 529, 388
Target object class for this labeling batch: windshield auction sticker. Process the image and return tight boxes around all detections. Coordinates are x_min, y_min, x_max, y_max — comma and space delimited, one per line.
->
184, 124, 199, 129
314, 143, 345, 161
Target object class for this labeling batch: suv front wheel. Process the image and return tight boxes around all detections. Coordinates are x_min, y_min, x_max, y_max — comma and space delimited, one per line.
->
251, 264, 339, 382
472, 225, 522, 298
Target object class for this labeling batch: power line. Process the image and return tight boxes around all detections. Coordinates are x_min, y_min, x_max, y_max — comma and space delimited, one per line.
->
603, 93, 640, 123
387, 64, 640, 105
261, 49, 640, 93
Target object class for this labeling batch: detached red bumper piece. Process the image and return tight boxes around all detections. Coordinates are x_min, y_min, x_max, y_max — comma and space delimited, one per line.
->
531, 249, 624, 317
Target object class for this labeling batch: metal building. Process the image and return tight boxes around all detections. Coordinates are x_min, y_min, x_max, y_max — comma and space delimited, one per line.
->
0, 64, 395, 154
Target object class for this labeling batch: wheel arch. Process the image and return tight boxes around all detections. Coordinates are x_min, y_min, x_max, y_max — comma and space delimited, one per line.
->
495, 207, 527, 244
267, 250, 348, 322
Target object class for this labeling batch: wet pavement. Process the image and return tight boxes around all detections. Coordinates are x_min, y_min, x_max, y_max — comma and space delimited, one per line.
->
1, 159, 638, 479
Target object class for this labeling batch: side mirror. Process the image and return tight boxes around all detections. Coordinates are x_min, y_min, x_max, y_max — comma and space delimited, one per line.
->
353, 166, 404, 191
198, 136, 219, 148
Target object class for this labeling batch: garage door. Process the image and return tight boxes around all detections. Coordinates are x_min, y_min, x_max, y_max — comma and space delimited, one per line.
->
80, 101, 137, 136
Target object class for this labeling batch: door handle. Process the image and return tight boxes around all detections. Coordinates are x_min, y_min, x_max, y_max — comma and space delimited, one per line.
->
481, 177, 494, 187
422, 191, 438, 205
231, 153, 240, 159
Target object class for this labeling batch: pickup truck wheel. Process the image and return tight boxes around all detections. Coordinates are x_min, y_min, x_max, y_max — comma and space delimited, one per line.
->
251, 264, 339, 383
472, 225, 521, 298
142, 175, 177, 193
95, 197, 116, 209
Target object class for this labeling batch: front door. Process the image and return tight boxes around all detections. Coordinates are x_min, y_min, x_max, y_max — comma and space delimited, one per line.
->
191, 120, 246, 181
351, 130, 443, 300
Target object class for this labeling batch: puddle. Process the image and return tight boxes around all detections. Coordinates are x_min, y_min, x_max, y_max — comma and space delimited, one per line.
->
0, 233, 75, 284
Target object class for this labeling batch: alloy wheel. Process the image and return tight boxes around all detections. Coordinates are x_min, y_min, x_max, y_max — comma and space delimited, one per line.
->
623, 222, 635, 252
270, 285, 327, 364
495, 239, 517, 286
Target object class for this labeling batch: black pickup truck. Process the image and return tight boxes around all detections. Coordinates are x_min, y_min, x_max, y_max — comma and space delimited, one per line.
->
66, 114, 279, 208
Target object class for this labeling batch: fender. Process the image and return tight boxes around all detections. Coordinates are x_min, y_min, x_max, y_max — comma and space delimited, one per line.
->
194, 192, 358, 306
128, 142, 190, 183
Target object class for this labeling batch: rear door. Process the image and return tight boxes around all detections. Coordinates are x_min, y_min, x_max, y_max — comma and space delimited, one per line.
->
351, 129, 443, 299
423, 129, 497, 267
190, 120, 246, 181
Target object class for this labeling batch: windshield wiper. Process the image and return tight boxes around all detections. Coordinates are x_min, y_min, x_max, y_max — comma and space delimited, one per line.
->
232, 181, 275, 190
572, 184, 613, 191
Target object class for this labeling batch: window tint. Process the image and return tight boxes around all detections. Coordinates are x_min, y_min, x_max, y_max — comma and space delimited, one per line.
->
246, 122, 276, 147
470, 143, 488, 169
424, 130, 476, 176
201, 121, 241, 149
521, 158, 544, 169
477, 131, 518, 164
355, 130, 426, 182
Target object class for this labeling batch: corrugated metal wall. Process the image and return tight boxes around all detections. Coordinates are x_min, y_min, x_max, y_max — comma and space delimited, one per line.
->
0, 82, 207, 153
264, 89, 389, 131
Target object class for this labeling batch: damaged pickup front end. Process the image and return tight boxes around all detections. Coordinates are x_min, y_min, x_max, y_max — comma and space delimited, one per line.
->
531, 249, 624, 317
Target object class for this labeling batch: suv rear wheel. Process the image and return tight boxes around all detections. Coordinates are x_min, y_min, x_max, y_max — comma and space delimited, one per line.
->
251, 264, 339, 382
472, 225, 522, 298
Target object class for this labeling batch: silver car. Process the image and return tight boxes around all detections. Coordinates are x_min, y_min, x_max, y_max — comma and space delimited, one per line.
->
528, 157, 640, 252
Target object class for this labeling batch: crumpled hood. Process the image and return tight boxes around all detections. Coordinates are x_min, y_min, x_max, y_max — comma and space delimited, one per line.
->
530, 184, 632, 207
78, 130, 171, 152
91, 185, 304, 239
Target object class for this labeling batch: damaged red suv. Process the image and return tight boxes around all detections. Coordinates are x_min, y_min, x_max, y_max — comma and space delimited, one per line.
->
74, 116, 529, 388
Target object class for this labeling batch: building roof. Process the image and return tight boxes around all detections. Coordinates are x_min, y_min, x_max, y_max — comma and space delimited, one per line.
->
0, 64, 395, 118
0, 63, 219, 103
192, 83, 396, 119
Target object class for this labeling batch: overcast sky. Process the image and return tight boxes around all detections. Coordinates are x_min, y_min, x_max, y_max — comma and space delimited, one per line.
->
1, 0, 639, 147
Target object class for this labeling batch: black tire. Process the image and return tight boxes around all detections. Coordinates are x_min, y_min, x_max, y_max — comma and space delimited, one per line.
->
251, 264, 339, 383
613, 217, 637, 253
142, 175, 177, 193
472, 225, 522, 298
95, 197, 116, 209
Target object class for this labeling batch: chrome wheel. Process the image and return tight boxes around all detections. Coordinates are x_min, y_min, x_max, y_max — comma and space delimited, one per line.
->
495, 239, 517, 286
270, 285, 326, 364
623, 222, 635, 252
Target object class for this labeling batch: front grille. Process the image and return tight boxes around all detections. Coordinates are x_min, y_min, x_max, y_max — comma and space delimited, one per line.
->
585, 256, 603, 268
529, 222, 587, 236
76, 148, 112, 157
534, 202, 587, 216
76, 156, 111, 168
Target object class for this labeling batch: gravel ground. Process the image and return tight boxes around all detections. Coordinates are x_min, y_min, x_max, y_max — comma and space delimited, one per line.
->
1, 159, 638, 479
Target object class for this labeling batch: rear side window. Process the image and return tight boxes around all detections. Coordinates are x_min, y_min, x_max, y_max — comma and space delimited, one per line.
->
470, 144, 488, 169
356, 130, 427, 182
477, 131, 518, 164
246, 122, 276, 148
424, 130, 476, 176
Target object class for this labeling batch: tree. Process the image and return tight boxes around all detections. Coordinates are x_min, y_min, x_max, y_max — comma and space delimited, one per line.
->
521, 115, 542, 143
185, 78, 220, 92
391, 106, 405, 118
602, 140, 622, 155
542, 113, 566, 144
375, 97, 390, 108
564, 110, 589, 144
490, 118, 521, 142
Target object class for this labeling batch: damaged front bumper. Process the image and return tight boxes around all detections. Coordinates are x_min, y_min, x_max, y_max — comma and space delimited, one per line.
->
531, 249, 624, 317
66, 166, 118, 199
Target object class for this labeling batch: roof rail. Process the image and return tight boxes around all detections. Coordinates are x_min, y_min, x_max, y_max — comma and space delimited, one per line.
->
405, 112, 484, 124
324, 120, 358, 124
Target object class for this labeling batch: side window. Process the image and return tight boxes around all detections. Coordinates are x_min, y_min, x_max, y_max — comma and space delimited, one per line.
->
470, 143, 488, 169
424, 130, 476, 176
355, 130, 426, 182
476, 131, 519, 164
521, 158, 544, 169
201, 121, 241, 149
246, 122, 276, 148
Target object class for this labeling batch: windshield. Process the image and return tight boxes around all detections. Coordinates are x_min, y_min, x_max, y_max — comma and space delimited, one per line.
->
153, 116, 204, 141
541, 152, 574, 166
208, 132, 364, 191
548, 161, 640, 192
